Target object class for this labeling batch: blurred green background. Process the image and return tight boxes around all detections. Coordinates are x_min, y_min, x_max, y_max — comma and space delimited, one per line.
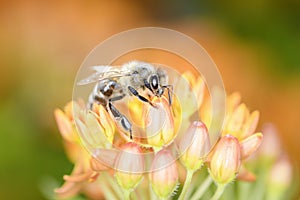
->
0, 0, 299, 199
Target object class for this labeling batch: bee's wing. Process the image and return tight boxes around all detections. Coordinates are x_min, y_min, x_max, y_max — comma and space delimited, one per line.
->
77, 65, 131, 85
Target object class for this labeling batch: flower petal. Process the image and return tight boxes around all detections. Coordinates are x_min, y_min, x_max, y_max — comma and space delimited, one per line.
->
63, 171, 95, 183
86, 112, 113, 147
90, 157, 110, 171
225, 103, 249, 138
54, 109, 76, 142
227, 92, 242, 114
55, 181, 83, 199
145, 97, 174, 147
237, 165, 256, 182
97, 105, 115, 141
193, 76, 205, 107
240, 132, 263, 159
242, 110, 260, 138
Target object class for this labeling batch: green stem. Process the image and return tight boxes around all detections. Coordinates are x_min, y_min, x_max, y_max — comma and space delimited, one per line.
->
131, 191, 138, 200
251, 166, 267, 200
105, 173, 123, 199
190, 175, 213, 200
211, 184, 226, 200
123, 188, 131, 200
178, 170, 194, 200
149, 183, 156, 200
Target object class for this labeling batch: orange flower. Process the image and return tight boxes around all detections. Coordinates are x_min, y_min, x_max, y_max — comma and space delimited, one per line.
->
222, 94, 263, 181
75, 103, 115, 149
54, 71, 271, 199
54, 101, 112, 199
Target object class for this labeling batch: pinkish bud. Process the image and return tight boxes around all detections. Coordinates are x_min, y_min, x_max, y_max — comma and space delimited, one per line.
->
267, 155, 293, 199
149, 149, 178, 199
179, 121, 211, 171
259, 123, 282, 159
114, 142, 144, 190
208, 135, 241, 184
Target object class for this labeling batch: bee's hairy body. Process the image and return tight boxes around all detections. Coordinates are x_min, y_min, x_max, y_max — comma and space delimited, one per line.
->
80, 61, 172, 139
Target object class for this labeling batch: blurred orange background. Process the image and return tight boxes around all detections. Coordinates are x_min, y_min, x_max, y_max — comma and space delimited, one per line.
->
0, 0, 299, 199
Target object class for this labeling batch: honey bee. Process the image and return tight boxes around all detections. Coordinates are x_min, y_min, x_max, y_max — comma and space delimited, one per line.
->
77, 61, 173, 139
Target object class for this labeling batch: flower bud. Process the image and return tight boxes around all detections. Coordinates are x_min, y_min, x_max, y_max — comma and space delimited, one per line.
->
267, 155, 293, 200
259, 123, 281, 160
179, 121, 211, 171
149, 149, 178, 199
114, 142, 144, 190
144, 96, 175, 148
208, 135, 241, 184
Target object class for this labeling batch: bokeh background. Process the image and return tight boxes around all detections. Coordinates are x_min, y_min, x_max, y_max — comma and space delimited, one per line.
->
0, 0, 299, 199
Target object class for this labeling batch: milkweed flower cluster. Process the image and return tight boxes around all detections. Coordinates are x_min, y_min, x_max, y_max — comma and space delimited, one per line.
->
53, 72, 297, 200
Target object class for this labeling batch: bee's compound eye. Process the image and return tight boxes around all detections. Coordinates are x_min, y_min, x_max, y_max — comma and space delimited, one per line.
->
150, 75, 159, 90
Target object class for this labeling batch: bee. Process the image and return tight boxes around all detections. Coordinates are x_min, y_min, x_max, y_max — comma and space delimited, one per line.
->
77, 61, 173, 139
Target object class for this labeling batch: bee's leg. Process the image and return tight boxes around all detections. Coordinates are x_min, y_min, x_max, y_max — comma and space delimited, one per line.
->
162, 85, 173, 106
109, 94, 126, 102
128, 86, 156, 107
108, 97, 133, 139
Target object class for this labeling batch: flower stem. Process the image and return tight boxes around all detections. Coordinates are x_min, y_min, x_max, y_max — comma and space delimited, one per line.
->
211, 184, 226, 200
178, 170, 194, 200
149, 183, 156, 200
123, 188, 131, 200
190, 175, 213, 200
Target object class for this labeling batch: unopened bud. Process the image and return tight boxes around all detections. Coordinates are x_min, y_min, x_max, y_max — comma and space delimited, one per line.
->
149, 149, 178, 199
259, 123, 281, 160
114, 142, 144, 190
179, 121, 211, 171
267, 155, 293, 199
208, 135, 241, 184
